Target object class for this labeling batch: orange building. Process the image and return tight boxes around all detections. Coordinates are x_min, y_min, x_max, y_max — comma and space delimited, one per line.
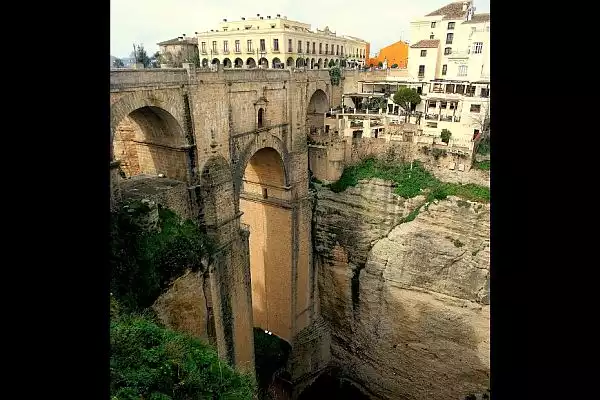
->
367, 40, 409, 68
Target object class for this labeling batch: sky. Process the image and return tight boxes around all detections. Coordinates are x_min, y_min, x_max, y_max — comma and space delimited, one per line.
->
110, 0, 490, 58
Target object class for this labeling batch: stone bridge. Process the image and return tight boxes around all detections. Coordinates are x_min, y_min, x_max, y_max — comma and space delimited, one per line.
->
110, 65, 340, 374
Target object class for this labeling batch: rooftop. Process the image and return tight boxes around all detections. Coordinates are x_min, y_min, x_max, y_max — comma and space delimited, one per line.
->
410, 39, 440, 48
426, 1, 471, 19
157, 37, 198, 46
463, 13, 490, 24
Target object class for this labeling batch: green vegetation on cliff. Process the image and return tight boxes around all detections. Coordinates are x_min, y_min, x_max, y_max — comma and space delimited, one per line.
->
328, 158, 490, 203
110, 299, 255, 400
473, 160, 490, 171
110, 201, 213, 313
110, 202, 256, 400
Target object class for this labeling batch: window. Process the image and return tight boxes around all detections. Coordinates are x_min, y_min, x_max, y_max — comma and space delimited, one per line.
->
260, 39, 265, 52
428, 100, 437, 107
470, 104, 481, 113
446, 33, 453, 44
325, 44, 328, 54
298, 40, 302, 53
480, 88, 490, 98
288, 39, 293, 52
313, 42, 316, 54
235, 40, 240, 52
273, 39, 279, 51
201, 42, 206, 53
262, 188, 268, 199
332, 45, 335, 55
442, 64, 447, 75
430, 34, 435, 39
418, 65, 425, 77
444, 47, 452, 55
458, 65, 468, 76
447, 22, 455, 30
270, 24, 275, 28
473, 42, 483, 54
247, 40, 253, 52
455, 84, 465, 94
431, 22, 436, 28
258, 108, 264, 128
426, 122, 438, 128
223, 27, 228, 31
420, 50, 427, 57
336, 45, 339, 55
417, 86, 423, 94
319, 43, 322, 54
223, 40, 228, 52
440, 101, 447, 109
307, 41, 310, 53
212, 41, 217, 53
341, 45, 343, 55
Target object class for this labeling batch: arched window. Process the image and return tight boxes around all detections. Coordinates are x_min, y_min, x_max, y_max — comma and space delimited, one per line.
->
258, 108, 264, 128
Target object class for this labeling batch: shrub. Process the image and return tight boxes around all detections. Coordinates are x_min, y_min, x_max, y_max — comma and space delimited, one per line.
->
110, 312, 256, 400
440, 129, 451, 144
110, 202, 213, 313
391, 63, 398, 68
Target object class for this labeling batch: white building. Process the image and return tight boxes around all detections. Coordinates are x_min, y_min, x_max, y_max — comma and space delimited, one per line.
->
196, 14, 369, 69
407, 1, 490, 148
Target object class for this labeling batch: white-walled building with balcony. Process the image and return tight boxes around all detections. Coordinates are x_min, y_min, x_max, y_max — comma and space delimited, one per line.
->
195, 14, 369, 69
407, 1, 490, 148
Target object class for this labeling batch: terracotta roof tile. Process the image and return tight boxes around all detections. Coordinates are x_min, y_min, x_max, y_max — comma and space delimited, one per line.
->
426, 1, 469, 19
410, 39, 440, 49
463, 13, 490, 24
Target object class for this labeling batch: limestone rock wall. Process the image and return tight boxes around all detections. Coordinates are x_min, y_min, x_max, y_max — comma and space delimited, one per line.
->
152, 270, 215, 345
313, 179, 490, 400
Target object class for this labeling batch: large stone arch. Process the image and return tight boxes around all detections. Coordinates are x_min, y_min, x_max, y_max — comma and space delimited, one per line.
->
110, 91, 191, 181
286, 57, 294, 67
233, 132, 290, 207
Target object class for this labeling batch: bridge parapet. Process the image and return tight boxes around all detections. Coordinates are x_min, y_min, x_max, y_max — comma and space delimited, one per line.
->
110, 68, 190, 90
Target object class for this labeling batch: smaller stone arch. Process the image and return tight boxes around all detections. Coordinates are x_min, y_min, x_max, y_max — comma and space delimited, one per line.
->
305, 58, 309, 67
286, 57, 294, 67
223, 58, 232, 68
272, 57, 282, 68
295, 58, 303, 68
234, 58, 244, 68
310, 58, 315, 69
317, 58, 323, 69
202, 58, 209, 67
246, 57, 256, 68
211, 58, 220, 66
324, 58, 329, 68
335, 59, 339, 65
259, 57, 269, 68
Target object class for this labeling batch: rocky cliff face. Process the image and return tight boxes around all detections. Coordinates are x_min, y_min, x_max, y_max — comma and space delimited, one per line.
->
313, 179, 490, 400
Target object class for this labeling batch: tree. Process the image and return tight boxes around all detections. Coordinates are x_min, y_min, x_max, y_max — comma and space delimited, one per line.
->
328, 59, 336, 68
440, 129, 452, 144
131, 44, 151, 68
113, 58, 124, 68
392, 87, 422, 122
378, 61, 383, 68
151, 51, 161, 68
391, 63, 398, 68
329, 66, 341, 86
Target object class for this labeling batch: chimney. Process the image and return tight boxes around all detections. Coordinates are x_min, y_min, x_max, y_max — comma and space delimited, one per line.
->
223, 18, 227, 22
194, 32, 198, 35
241, 17, 245, 20
257, 14, 260, 17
